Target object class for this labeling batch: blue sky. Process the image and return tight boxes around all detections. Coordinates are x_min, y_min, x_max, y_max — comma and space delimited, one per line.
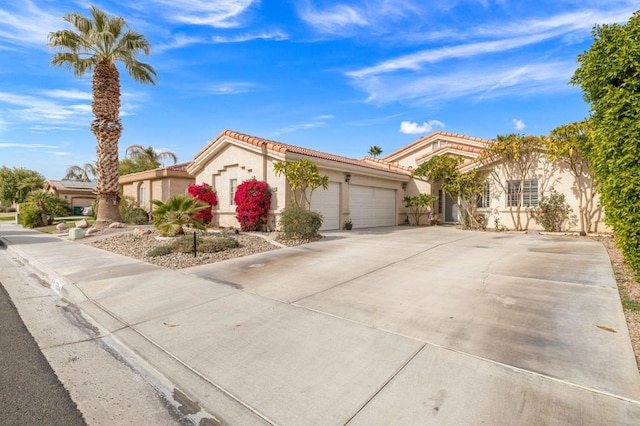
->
0, 1, 637, 180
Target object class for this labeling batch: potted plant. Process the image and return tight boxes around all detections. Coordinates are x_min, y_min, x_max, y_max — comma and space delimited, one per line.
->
343, 218, 353, 230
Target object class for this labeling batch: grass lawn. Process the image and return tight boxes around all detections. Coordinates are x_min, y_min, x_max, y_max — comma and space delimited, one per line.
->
0, 215, 16, 222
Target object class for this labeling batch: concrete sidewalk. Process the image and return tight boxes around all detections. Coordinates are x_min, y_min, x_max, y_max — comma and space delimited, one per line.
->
2, 223, 640, 425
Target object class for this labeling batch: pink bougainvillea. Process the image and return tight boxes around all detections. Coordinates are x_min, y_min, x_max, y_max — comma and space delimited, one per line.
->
234, 179, 271, 231
187, 183, 218, 225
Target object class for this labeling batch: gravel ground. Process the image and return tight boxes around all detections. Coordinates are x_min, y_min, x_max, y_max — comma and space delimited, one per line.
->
86, 227, 282, 269
595, 235, 640, 369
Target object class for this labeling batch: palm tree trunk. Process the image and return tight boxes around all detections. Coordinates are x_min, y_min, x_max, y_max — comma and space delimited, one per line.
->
91, 60, 123, 225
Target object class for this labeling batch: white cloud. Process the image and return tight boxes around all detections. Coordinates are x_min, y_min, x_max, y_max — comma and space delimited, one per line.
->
351, 61, 576, 105
0, 1, 60, 48
298, 0, 421, 36
41, 89, 92, 101
273, 115, 334, 135
212, 30, 288, 43
399, 120, 445, 134
206, 82, 259, 95
149, 0, 256, 28
0, 143, 59, 149
299, 4, 368, 34
348, 33, 555, 79
48, 151, 71, 157
513, 118, 526, 131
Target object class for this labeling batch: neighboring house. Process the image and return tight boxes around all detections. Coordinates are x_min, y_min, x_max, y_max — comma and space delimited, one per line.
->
119, 163, 194, 211
187, 130, 410, 230
44, 180, 96, 214
185, 129, 604, 232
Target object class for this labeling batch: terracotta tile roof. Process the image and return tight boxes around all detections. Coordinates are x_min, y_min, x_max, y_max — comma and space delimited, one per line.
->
193, 129, 410, 176
415, 142, 486, 163
383, 131, 494, 160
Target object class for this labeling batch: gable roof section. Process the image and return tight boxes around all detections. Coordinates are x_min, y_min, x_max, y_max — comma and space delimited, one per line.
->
415, 142, 487, 164
118, 162, 193, 184
383, 131, 494, 164
188, 129, 410, 176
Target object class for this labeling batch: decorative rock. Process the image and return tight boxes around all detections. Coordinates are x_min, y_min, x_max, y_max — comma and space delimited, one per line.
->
109, 222, 127, 229
76, 218, 89, 229
56, 223, 69, 232
85, 226, 100, 236
133, 228, 151, 236
69, 228, 85, 240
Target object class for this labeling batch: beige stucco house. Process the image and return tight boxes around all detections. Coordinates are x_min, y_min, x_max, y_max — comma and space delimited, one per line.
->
44, 180, 96, 214
119, 163, 194, 211
187, 130, 411, 230
184, 128, 604, 232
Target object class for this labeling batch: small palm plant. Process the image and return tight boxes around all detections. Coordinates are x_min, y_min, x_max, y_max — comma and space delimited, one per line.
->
151, 195, 209, 236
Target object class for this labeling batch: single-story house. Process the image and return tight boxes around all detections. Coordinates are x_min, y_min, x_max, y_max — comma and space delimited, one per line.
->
182, 128, 606, 233
187, 130, 411, 230
119, 162, 194, 210
44, 180, 96, 214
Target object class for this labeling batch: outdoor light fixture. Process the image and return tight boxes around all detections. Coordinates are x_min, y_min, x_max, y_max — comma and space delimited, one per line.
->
401, 182, 407, 190
345, 173, 351, 183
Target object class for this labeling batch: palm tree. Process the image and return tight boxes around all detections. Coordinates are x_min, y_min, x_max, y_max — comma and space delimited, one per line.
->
49, 6, 158, 226
125, 144, 178, 166
152, 195, 209, 236
368, 145, 383, 158
64, 163, 97, 182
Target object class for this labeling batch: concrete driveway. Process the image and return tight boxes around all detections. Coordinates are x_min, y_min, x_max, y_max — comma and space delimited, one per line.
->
183, 225, 640, 423
3, 223, 640, 424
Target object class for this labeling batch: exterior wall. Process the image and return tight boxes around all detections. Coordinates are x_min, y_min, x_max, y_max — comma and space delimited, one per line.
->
120, 176, 194, 211
195, 143, 287, 228
477, 157, 609, 232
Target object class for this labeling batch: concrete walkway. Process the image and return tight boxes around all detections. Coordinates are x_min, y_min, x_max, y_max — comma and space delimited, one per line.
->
1, 223, 640, 424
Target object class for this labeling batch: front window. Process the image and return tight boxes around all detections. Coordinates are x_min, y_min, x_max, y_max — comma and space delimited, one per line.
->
229, 178, 238, 205
139, 186, 147, 208
506, 179, 538, 207
477, 183, 490, 208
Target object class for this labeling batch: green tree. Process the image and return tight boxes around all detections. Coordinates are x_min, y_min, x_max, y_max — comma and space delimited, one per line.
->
571, 11, 640, 272
368, 145, 383, 158
0, 166, 45, 205
273, 158, 329, 209
412, 156, 486, 229
49, 6, 158, 226
545, 120, 599, 234
403, 193, 438, 225
118, 157, 160, 175
64, 163, 96, 181
478, 134, 544, 231
125, 144, 178, 166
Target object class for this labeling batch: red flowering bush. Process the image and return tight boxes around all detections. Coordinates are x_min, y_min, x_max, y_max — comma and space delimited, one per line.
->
187, 183, 218, 225
234, 179, 271, 231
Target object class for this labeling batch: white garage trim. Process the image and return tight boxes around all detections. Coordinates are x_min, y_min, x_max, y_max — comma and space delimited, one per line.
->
311, 182, 341, 231
349, 185, 396, 228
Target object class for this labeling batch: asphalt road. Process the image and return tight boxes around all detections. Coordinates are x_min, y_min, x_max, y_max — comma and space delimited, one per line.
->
0, 280, 86, 426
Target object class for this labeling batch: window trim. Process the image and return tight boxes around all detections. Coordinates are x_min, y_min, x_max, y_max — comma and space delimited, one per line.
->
506, 179, 538, 208
229, 178, 238, 206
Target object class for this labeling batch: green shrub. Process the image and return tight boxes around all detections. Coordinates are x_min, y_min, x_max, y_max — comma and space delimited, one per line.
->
119, 196, 149, 224
147, 245, 172, 257
530, 190, 574, 232
279, 206, 323, 239
147, 235, 240, 257
169, 235, 239, 254
18, 202, 41, 228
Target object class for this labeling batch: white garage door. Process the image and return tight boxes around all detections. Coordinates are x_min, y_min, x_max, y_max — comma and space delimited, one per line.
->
349, 185, 396, 228
310, 182, 340, 230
